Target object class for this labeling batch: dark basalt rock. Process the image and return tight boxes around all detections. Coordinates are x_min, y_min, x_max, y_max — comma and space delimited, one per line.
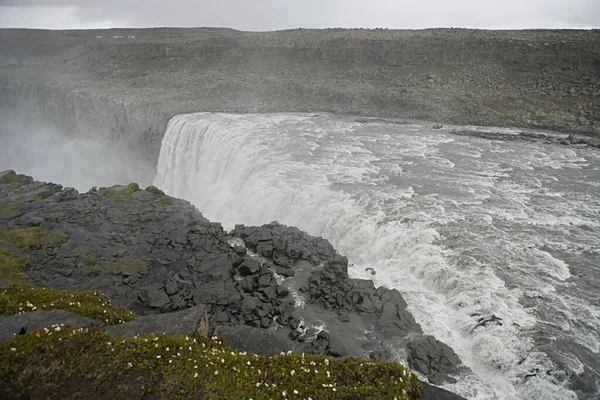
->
105, 305, 207, 337
0, 309, 102, 343
407, 336, 466, 385
0, 172, 468, 397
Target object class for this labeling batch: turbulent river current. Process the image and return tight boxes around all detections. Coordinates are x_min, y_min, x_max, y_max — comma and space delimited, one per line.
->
154, 112, 600, 400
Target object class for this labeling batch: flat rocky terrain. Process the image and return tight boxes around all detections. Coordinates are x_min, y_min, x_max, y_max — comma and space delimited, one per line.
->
0, 27, 599, 172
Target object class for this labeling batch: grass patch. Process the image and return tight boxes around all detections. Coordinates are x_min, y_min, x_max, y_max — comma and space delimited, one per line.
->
0, 286, 135, 325
111, 258, 148, 275
0, 200, 23, 217
0, 246, 30, 285
145, 185, 165, 196
104, 183, 140, 201
0, 330, 422, 400
0, 226, 69, 249
34, 190, 53, 200
84, 258, 98, 267
0, 171, 31, 187
123, 182, 140, 199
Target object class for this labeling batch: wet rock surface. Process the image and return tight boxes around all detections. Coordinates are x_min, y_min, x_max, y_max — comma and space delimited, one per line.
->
0, 171, 467, 398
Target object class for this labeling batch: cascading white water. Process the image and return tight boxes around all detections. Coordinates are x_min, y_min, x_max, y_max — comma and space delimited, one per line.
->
155, 112, 600, 400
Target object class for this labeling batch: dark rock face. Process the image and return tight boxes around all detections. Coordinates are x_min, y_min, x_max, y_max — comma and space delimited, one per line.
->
0, 172, 467, 396
213, 325, 295, 356
0, 309, 101, 343
105, 305, 207, 337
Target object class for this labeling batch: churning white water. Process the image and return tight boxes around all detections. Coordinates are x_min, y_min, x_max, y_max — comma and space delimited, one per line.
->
154, 112, 600, 400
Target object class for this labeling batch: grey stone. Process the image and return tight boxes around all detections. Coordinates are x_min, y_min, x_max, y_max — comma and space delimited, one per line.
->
0, 309, 101, 343
214, 325, 294, 356
407, 335, 466, 384
105, 305, 207, 337
146, 288, 171, 308
165, 280, 179, 296
237, 257, 261, 276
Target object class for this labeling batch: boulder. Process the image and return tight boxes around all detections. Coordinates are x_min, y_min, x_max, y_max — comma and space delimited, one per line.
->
407, 335, 466, 384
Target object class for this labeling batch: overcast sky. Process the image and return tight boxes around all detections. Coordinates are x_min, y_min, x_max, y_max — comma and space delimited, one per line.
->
0, 0, 598, 31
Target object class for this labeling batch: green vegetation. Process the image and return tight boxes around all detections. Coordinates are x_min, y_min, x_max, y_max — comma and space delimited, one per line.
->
0, 226, 69, 249
0, 286, 135, 325
111, 258, 148, 275
0, 330, 422, 399
0, 246, 30, 285
0, 225, 69, 284
79, 217, 93, 225
34, 190, 53, 200
0, 171, 30, 187
161, 196, 174, 206
103, 183, 141, 202
104, 186, 119, 200
82, 256, 149, 276
145, 185, 165, 196
84, 258, 98, 267
123, 182, 140, 199
0, 200, 23, 217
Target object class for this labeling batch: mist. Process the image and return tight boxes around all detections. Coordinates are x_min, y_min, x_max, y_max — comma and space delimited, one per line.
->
0, 121, 151, 192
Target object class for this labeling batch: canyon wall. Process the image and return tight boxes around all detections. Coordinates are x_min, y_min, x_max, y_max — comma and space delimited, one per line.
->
0, 27, 598, 177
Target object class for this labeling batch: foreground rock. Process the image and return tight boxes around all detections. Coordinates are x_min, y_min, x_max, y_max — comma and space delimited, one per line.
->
0, 309, 101, 343
0, 171, 467, 398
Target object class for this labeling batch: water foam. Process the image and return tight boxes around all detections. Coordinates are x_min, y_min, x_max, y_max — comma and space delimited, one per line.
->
155, 112, 599, 399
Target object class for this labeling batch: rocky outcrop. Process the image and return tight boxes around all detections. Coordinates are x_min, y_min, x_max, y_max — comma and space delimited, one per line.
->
0, 171, 467, 398
0, 309, 101, 343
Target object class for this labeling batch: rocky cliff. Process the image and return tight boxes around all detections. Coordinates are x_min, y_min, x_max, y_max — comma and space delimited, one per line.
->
0, 27, 599, 181
0, 170, 466, 399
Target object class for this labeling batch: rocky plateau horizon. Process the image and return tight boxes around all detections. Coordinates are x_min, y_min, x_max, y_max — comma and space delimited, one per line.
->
0, 27, 599, 184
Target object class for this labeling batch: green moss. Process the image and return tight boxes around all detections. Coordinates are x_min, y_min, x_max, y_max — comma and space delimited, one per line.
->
145, 185, 166, 196
79, 217, 93, 225
104, 183, 140, 201
0, 226, 68, 249
84, 258, 98, 267
0, 286, 135, 324
111, 258, 148, 275
161, 196, 174, 206
104, 187, 118, 199
0, 200, 24, 217
0, 171, 30, 187
34, 190, 53, 200
123, 182, 140, 199
0, 330, 422, 399
0, 246, 30, 285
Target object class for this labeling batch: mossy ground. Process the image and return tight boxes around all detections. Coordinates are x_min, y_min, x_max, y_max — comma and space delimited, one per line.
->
0, 286, 135, 325
0, 225, 69, 285
0, 329, 422, 400
146, 185, 166, 196
0, 171, 30, 187
0, 200, 24, 217
0, 245, 30, 285
104, 182, 140, 202
0, 226, 69, 249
